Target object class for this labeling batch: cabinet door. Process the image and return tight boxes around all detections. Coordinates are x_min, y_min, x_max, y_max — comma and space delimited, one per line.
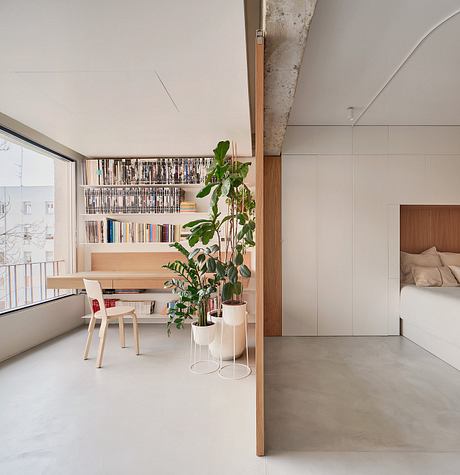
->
353, 156, 389, 335
282, 155, 317, 335
317, 156, 353, 335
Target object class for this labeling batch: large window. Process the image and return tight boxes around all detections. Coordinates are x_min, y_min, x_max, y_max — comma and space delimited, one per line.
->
0, 132, 75, 313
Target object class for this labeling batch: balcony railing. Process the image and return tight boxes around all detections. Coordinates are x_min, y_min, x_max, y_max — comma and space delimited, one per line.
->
0, 260, 71, 314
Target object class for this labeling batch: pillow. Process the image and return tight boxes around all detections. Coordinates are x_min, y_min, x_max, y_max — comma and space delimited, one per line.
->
400, 247, 442, 285
412, 266, 442, 287
448, 265, 460, 284
439, 266, 459, 287
438, 252, 460, 267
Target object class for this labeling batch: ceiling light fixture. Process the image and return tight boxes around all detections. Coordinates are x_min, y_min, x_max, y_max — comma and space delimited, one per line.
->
347, 107, 354, 122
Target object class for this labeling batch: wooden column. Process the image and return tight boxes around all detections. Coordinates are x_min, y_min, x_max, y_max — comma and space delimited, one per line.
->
264, 155, 282, 336
255, 30, 265, 457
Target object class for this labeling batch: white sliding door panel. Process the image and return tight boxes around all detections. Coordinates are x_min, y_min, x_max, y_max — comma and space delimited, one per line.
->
282, 155, 318, 335
317, 157, 353, 335
353, 156, 389, 335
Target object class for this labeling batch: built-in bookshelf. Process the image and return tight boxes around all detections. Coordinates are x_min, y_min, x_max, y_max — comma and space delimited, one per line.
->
80, 157, 213, 247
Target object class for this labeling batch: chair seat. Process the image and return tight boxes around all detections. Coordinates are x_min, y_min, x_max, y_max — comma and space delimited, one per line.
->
94, 306, 136, 318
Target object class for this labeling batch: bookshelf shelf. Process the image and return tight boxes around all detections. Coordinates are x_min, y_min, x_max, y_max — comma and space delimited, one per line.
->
79, 242, 188, 251
80, 212, 207, 217
80, 183, 203, 189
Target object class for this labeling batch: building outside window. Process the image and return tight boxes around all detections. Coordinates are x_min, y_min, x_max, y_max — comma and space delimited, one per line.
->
0, 131, 75, 313
45, 201, 54, 215
22, 201, 32, 215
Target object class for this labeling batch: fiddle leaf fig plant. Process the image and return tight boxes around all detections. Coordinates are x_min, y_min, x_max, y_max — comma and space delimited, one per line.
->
183, 140, 255, 305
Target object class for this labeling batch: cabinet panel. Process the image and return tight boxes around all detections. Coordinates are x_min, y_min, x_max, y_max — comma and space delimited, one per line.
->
353, 156, 389, 335
282, 155, 317, 335
317, 157, 353, 335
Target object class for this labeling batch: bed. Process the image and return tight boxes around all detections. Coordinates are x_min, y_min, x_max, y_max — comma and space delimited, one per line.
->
400, 285, 460, 370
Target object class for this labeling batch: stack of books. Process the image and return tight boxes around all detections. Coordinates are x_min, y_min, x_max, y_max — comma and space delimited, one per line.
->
85, 219, 181, 243
84, 187, 185, 214
83, 158, 213, 185
180, 201, 196, 213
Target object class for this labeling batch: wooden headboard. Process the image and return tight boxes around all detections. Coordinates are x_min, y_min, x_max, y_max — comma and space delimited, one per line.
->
400, 205, 460, 253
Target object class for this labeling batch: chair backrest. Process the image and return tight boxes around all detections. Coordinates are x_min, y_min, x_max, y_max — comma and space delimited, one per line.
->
83, 279, 106, 317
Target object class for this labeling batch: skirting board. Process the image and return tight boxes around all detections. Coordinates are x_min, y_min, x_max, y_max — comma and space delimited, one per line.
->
402, 319, 460, 371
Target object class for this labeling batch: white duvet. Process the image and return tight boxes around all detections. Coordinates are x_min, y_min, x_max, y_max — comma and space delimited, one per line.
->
400, 285, 460, 347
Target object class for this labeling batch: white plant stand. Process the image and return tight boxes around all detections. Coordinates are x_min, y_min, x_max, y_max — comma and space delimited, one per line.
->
218, 311, 251, 380
189, 323, 219, 375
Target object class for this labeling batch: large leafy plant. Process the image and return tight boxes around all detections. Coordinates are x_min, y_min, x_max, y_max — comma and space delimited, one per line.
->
183, 140, 255, 305
164, 242, 221, 334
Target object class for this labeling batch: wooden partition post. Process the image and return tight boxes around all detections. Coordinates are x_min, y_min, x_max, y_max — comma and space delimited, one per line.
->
255, 29, 265, 457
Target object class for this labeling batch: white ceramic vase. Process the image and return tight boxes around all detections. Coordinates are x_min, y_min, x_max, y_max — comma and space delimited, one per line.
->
192, 321, 216, 346
209, 311, 245, 360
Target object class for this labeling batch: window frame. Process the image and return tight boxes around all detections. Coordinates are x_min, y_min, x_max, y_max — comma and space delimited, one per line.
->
0, 126, 78, 317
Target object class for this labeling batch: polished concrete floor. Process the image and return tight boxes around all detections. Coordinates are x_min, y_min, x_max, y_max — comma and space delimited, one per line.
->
0, 324, 263, 475
265, 336, 460, 474
4, 329, 460, 475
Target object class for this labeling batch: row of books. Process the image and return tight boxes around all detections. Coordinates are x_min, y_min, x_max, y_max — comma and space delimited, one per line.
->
85, 219, 182, 243
84, 187, 185, 214
91, 298, 156, 315
83, 158, 213, 185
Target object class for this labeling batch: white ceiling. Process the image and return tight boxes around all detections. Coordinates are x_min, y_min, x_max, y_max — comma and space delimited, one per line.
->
0, 0, 252, 157
289, 0, 460, 126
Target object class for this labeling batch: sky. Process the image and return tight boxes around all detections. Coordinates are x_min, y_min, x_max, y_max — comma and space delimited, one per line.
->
0, 134, 54, 187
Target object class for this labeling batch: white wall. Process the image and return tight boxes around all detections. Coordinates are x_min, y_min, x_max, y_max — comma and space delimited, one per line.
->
0, 295, 84, 362
282, 126, 460, 336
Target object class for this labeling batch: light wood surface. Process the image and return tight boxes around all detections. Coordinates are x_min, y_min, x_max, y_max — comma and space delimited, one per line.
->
264, 155, 282, 336
400, 205, 460, 253
255, 30, 265, 457
47, 271, 173, 290
91, 251, 184, 271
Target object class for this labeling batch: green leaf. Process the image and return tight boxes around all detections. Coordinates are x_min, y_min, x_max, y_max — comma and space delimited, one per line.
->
206, 257, 216, 273
213, 140, 230, 162
221, 178, 231, 197
196, 183, 213, 198
239, 264, 251, 277
216, 261, 226, 278
228, 265, 238, 284
183, 219, 209, 229
222, 282, 234, 301
233, 253, 243, 266
188, 248, 200, 259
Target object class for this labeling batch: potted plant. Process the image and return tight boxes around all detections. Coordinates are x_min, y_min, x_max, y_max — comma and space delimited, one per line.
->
164, 242, 221, 345
183, 141, 255, 351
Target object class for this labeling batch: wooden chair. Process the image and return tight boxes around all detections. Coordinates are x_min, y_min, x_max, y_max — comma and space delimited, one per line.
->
83, 279, 140, 368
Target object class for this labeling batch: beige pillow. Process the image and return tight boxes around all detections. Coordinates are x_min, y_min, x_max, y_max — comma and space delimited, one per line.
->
412, 266, 442, 287
439, 252, 460, 267
448, 265, 460, 284
439, 266, 459, 286
400, 247, 442, 285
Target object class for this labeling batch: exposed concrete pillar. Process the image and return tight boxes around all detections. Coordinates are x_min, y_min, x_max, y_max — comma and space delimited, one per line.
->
264, 0, 317, 155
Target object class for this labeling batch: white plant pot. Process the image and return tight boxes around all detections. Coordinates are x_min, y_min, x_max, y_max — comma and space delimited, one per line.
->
222, 301, 247, 326
209, 311, 245, 360
192, 321, 216, 346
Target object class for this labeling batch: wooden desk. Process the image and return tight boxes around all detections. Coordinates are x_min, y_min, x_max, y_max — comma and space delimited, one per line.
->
47, 271, 174, 290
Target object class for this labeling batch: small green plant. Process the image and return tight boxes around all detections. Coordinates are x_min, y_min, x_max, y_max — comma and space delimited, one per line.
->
163, 242, 222, 335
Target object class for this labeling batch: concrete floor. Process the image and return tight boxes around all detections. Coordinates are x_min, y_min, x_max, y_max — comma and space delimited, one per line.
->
0, 324, 264, 475
4, 328, 460, 474
265, 336, 460, 474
